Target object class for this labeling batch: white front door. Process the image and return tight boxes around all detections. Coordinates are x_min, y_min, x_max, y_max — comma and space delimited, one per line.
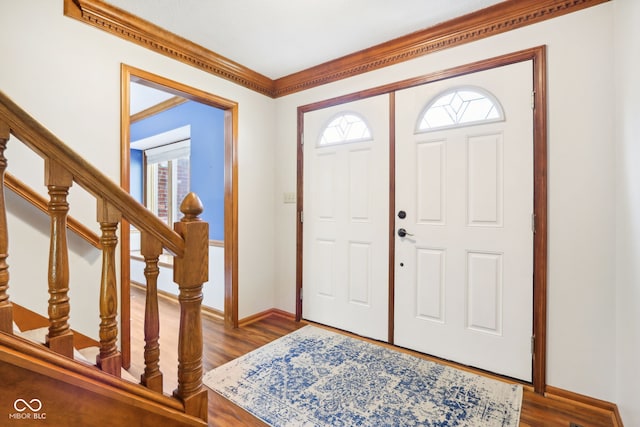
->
302, 95, 389, 341
394, 61, 534, 381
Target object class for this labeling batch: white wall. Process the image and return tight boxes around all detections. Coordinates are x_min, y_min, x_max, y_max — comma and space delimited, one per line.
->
130, 246, 225, 312
0, 0, 278, 335
275, 2, 617, 404
614, 0, 640, 424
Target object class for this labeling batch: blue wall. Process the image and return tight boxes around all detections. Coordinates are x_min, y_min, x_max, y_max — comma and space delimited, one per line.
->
130, 101, 225, 240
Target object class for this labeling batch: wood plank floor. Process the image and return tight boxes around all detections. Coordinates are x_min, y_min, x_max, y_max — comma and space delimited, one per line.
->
127, 286, 616, 426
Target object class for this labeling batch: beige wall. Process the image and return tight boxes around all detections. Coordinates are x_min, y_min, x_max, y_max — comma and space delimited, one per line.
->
614, 0, 640, 424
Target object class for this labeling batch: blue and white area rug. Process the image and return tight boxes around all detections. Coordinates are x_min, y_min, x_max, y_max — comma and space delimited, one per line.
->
203, 325, 522, 426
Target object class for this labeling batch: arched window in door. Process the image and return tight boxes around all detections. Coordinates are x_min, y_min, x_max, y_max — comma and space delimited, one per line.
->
318, 112, 373, 146
416, 86, 504, 132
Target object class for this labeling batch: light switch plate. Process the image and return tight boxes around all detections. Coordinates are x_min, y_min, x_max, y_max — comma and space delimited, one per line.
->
283, 192, 296, 204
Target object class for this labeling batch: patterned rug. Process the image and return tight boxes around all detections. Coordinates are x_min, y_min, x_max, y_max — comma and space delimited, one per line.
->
203, 325, 522, 427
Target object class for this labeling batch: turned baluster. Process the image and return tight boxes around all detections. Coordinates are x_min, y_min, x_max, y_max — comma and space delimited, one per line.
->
0, 121, 12, 334
173, 192, 208, 421
45, 160, 74, 357
96, 199, 122, 376
140, 232, 163, 392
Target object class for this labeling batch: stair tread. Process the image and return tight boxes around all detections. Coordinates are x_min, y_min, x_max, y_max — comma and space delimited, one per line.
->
121, 368, 139, 383
11, 329, 136, 384
14, 326, 48, 343
76, 345, 99, 363
74, 346, 139, 383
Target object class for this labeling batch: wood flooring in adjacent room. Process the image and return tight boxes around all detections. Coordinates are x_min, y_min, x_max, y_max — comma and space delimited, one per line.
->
127, 286, 617, 427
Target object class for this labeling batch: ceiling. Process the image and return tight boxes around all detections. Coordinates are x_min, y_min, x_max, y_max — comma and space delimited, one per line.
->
105, 0, 507, 80
129, 81, 176, 115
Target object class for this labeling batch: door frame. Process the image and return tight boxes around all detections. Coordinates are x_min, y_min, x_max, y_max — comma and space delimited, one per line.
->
296, 46, 548, 393
120, 64, 239, 368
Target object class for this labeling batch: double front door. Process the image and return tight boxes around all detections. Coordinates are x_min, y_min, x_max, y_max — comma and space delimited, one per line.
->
302, 61, 534, 381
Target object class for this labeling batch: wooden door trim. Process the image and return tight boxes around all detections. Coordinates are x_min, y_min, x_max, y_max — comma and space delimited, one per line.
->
297, 45, 547, 393
120, 64, 240, 367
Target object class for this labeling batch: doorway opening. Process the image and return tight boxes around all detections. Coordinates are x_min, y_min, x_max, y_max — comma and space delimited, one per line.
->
120, 64, 239, 368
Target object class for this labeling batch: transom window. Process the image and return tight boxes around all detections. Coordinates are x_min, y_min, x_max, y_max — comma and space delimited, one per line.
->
318, 112, 372, 146
416, 86, 504, 132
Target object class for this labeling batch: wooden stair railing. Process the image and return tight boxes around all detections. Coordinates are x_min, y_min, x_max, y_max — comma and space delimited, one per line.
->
0, 121, 11, 335
0, 331, 207, 426
4, 172, 102, 249
45, 159, 75, 358
0, 91, 208, 422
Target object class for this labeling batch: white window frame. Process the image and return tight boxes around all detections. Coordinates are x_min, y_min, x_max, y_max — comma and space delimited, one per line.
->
145, 139, 191, 227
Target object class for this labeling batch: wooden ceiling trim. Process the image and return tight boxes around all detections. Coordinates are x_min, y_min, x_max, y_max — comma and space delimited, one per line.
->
63, 0, 275, 97
63, 0, 608, 98
273, 0, 609, 97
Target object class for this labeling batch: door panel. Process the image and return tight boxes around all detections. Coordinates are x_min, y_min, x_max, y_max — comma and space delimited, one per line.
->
394, 61, 534, 381
302, 95, 389, 341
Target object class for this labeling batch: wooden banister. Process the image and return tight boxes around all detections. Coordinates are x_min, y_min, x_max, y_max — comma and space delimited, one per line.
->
4, 172, 101, 249
44, 159, 74, 358
141, 233, 163, 392
0, 121, 11, 334
0, 90, 209, 422
0, 91, 184, 256
96, 198, 122, 376
0, 332, 206, 426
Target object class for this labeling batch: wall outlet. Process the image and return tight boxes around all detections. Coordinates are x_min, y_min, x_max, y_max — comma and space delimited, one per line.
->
283, 192, 297, 204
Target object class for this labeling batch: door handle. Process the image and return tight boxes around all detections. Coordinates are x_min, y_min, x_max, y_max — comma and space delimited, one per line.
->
397, 228, 414, 238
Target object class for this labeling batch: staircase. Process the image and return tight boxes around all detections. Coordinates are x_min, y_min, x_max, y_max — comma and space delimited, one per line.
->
0, 91, 209, 426
11, 303, 136, 380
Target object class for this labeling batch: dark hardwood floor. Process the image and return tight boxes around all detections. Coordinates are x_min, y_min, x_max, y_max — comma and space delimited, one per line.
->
127, 286, 617, 426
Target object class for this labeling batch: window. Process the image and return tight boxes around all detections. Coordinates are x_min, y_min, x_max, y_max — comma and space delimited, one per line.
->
416, 86, 504, 132
318, 112, 372, 145
145, 139, 190, 226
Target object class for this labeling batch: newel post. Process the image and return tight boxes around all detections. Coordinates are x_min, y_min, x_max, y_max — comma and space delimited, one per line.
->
173, 192, 208, 421
0, 121, 12, 334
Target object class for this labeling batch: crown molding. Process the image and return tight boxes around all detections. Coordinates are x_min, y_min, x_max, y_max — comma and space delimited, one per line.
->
273, 0, 609, 97
64, 0, 609, 98
64, 0, 275, 96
